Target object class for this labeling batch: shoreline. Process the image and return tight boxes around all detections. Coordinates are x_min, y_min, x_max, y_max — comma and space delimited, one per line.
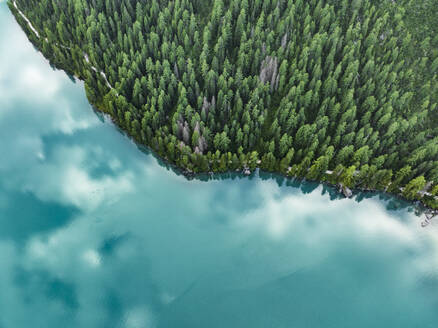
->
97, 101, 436, 220
8, 1, 438, 218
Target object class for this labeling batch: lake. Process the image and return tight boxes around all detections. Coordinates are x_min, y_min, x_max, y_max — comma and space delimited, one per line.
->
1, 3, 438, 328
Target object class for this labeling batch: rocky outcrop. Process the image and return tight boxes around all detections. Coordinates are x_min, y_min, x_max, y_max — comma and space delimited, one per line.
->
243, 168, 251, 176
338, 183, 353, 198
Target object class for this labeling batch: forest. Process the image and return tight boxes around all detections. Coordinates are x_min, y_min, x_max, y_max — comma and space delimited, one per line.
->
8, 0, 438, 209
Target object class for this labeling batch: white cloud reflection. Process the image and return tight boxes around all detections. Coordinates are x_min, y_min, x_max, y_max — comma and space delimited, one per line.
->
0, 8, 61, 102
0, 6, 134, 211
239, 180, 419, 244
123, 307, 156, 328
82, 249, 101, 268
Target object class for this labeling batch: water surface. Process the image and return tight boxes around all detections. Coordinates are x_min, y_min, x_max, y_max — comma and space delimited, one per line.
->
1, 4, 438, 328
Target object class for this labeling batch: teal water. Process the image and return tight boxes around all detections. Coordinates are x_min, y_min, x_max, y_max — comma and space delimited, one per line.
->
1, 4, 438, 327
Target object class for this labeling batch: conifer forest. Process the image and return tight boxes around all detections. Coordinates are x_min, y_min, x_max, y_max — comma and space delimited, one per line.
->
9, 0, 438, 208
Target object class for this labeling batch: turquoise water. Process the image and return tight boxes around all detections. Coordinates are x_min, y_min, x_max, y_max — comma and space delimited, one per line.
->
1, 4, 438, 327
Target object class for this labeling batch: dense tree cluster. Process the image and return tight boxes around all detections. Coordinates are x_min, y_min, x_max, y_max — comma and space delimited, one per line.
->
9, 0, 438, 208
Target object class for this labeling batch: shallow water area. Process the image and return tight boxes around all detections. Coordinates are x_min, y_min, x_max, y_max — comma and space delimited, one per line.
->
1, 3, 438, 328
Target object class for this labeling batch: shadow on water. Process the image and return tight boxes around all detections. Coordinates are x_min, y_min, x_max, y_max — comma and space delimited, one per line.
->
98, 232, 131, 257
14, 267, 79, 311
0, 184, 80, 244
